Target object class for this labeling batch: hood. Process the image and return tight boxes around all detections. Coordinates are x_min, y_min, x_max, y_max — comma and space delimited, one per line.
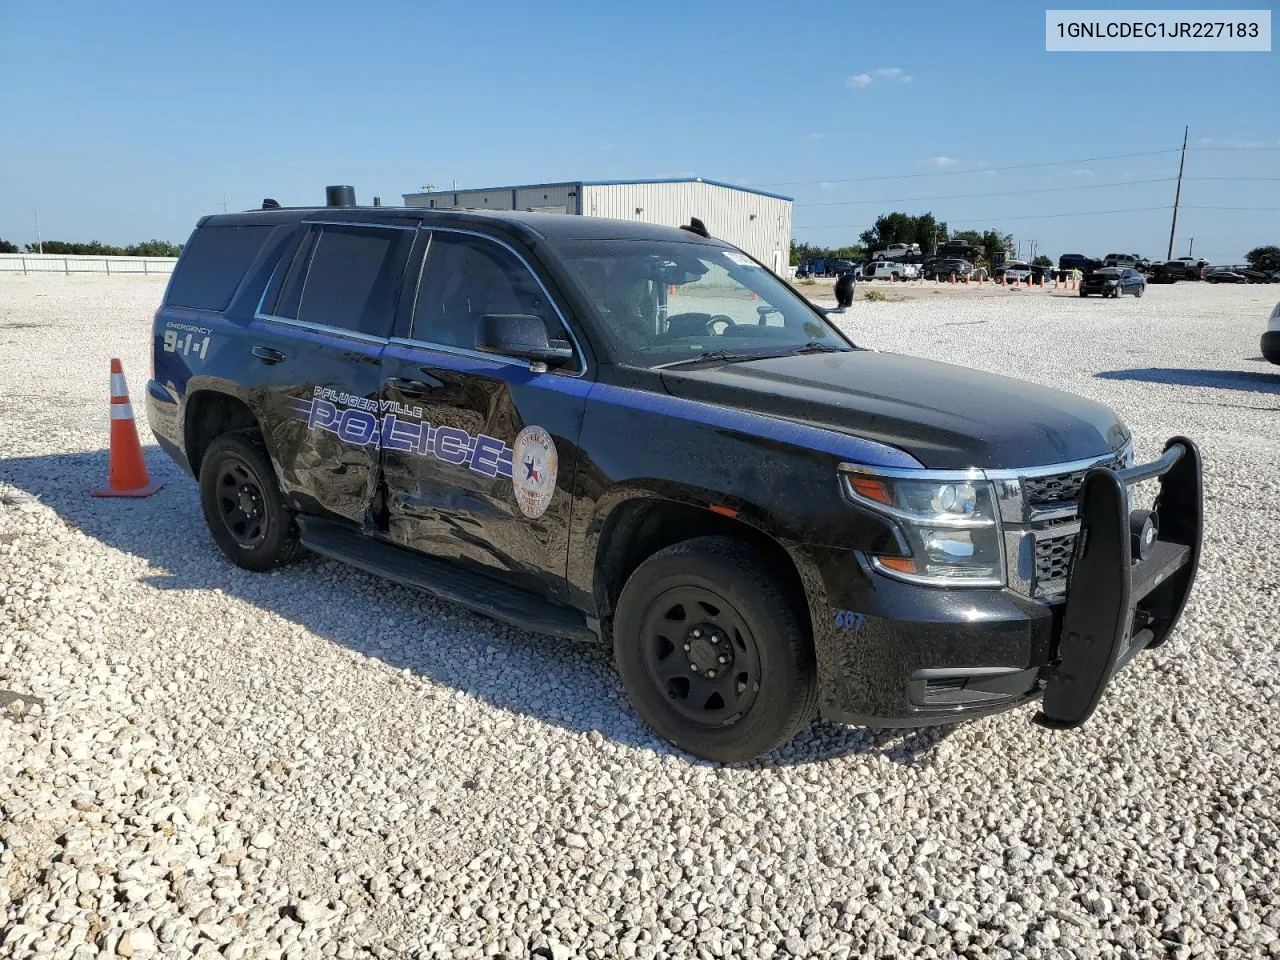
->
660, 351, 1129, 470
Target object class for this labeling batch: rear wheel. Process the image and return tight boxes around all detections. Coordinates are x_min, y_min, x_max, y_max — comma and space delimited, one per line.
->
199, 430, 301, 571
613, 537, 816, 763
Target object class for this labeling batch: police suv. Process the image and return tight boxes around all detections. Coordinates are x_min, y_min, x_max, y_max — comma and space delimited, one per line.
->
147, 190, 1203, 762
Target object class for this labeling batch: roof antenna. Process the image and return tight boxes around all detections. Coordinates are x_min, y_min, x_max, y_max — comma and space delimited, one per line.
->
680, 216, 709, 238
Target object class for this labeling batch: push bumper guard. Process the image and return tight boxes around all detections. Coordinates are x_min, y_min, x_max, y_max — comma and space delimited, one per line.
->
1034, 437, 1203, 729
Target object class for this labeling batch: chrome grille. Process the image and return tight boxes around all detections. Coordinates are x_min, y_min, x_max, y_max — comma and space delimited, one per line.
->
1022, 452, 1126, 508
1033, 531, 1078, 596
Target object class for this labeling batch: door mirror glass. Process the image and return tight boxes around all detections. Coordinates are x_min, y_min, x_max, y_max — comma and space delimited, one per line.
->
476, 314, 574, 364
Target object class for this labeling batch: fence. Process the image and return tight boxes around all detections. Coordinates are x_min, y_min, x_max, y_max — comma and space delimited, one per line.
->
0, 254, 178, 276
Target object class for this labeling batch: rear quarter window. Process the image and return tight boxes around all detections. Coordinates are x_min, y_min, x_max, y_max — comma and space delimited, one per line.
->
165, 225, 273, 311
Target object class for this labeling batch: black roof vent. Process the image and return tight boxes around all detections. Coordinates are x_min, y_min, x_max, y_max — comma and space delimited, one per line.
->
326, 185, 356, 208
262, 198, 281, 210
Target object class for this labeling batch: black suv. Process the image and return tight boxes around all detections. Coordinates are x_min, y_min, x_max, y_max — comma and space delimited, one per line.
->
147, 191, 1203, 761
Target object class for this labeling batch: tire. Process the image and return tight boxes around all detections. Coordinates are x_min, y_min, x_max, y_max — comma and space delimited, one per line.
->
1079, 291, 1088, 297
199, 429, 301, 571
891, 273, 899, 282
613, 536, 817, 763
1134, 284, 1144, 298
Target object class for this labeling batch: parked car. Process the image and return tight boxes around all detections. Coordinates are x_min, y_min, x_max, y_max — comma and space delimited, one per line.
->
1059, 253, 1101, 273
1203, 267, 1248, 284
1171, 257, 1207, 280
873, 242, 921, 262
827, 259, 857, 277
1102, 253, 1144, 270
921, 258, 973, 280
1001, 261, 1032, 284
1263, 302, 1280, 365
1080, 266, 1146, 298
863, 260, 920, 281
1146, 262, 1182, 284
146, 189, 1205, 760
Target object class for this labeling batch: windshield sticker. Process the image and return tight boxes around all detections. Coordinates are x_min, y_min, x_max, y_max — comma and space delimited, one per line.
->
511, 425, 559, 519
723, 251, 757, 268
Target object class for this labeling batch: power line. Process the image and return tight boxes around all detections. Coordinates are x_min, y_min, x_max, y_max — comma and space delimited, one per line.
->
1182, 204, 1280, 212
1186, 176, 1280, 182
797, 205, 1171, 230
754, 148, 1183, 187
794, 177, 1177, 207
1189, 145, 1280, 151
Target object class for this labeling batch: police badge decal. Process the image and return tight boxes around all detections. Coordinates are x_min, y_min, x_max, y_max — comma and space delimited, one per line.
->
511, 425, 559, 519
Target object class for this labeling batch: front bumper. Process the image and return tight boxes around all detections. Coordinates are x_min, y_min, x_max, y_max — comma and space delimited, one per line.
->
807, 437, 1203, 728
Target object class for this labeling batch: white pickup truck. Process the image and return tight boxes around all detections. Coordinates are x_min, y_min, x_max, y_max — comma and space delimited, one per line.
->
862, 260, 920, 281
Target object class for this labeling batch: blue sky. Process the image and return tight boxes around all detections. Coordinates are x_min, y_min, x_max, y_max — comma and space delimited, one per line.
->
1, 0, 1275, 263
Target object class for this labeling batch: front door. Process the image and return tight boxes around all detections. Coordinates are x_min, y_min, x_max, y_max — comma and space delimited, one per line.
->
378, 228, 589, 599
248, 220, 414, 524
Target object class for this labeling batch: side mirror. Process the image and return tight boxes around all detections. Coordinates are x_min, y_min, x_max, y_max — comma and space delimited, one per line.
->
476, 314, 574, 365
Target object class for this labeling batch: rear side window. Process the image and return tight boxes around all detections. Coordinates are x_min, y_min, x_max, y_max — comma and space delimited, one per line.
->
272, 224, 410, 338
166, 225, 272, 310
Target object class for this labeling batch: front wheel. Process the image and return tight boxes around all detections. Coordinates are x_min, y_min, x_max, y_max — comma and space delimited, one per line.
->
199, 430, 301, 571
1134, 284, 1144, 298
613, 537, 816, 763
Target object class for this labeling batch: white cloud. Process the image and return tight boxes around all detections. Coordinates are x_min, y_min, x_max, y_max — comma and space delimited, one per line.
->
1066, 167, 1094, 178
820, 181, 835, 191
920, 156, 959, 168
846, 73, 873, 89
807, 132, 827, 141
877, 67, 904, 78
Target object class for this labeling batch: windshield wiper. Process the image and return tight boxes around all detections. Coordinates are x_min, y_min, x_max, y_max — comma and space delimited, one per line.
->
790, 340, 845, 354
657, 350, 764, 368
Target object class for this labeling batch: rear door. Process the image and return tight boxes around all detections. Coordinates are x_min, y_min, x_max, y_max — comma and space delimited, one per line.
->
248, 220, 415, 524
378, 228, 590, 599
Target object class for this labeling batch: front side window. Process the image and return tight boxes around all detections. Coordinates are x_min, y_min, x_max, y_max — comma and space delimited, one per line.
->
556, 239, 854, 367
410, 231, 572, 355
272, 224, 410, 338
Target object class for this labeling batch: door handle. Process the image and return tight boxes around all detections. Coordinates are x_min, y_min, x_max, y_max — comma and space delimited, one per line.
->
387, 375, 443, 396
252, 346, 286, 364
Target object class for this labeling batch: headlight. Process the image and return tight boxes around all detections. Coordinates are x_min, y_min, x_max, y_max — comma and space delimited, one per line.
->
840, 468, 1005, 587
1105, 279, 1119, 285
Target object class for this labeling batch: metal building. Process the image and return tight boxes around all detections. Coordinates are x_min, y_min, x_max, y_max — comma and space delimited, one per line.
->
402, 178, 793, 274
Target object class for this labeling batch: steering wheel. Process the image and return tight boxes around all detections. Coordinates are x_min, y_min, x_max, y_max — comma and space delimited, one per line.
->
708, 314, 734, 336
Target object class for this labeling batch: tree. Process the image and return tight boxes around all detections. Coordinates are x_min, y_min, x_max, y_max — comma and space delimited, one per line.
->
859, 212, 947, 254
1245, 245, 1280, 272
126, 239, 183, 257
1032, 255, 1053, 267
791, 239, 866, 265
20, 239, 183, 256
0, 238, 18, 254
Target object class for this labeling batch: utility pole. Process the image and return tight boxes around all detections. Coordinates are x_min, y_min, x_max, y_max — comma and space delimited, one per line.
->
1167, 125, 1188, 261
1188, 237, 1194, 257
219, 194, 228, 214
33, 209, 43, 254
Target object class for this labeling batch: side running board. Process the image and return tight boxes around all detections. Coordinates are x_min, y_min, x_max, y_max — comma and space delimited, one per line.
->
297, 516, 598, 642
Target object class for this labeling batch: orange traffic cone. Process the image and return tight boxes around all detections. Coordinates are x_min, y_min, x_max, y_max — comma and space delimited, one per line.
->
93, 359, 163, 498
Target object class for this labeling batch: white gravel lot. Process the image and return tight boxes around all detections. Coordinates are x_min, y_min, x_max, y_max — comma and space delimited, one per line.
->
1, 275, 1278, 960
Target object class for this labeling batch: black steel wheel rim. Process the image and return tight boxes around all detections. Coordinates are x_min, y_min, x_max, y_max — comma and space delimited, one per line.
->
639, 585, 762, 727
215, 456, 268, 548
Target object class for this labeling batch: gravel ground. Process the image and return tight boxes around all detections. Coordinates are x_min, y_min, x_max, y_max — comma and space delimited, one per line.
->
2, 275, 1278, 960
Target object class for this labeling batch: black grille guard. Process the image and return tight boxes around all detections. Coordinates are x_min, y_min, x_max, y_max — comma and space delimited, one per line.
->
1033, 436, 1203, 729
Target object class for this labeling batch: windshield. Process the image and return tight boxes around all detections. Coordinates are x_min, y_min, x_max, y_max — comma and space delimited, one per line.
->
555, 239, 854, 367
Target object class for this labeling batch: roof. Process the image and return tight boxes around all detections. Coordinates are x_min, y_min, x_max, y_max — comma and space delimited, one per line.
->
199, 206, 731, 245
403, 177, 792, 204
